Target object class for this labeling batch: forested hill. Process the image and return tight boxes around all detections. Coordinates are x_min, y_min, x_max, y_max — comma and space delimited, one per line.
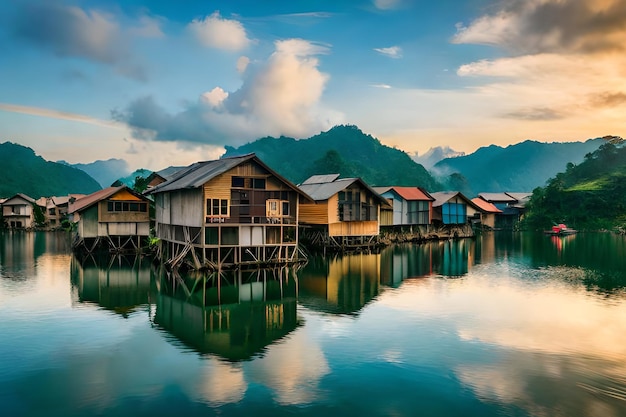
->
523, 138, 626, 230
434, 139, 604, 195
222, 125, 440, 190
0, 142, 101, 199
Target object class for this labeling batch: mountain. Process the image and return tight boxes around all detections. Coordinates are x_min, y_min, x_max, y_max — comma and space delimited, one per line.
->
0, 142, 101, 199
222, 125, 440, 190
523, 138, 626, 230
412, 146, 465, 169
60, 158, 131, 188
433, 139, 604, 195
111, 168, 153, 188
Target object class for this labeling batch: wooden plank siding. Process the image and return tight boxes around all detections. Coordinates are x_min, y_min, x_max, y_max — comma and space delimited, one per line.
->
299, 202, 329, 224
329, 220, 379, 237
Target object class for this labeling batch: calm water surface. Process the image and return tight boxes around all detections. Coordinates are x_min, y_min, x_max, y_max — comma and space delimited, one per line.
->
1, 231, 626, 417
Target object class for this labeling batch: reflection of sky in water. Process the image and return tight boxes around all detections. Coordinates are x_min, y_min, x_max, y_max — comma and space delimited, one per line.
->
2, 233, 626, 416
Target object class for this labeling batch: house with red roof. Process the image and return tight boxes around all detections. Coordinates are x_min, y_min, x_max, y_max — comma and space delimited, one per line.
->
373, 186, 434, 227
471, 198, 502, 229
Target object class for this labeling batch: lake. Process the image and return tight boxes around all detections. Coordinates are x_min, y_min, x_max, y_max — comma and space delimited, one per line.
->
1, 231, 625, 417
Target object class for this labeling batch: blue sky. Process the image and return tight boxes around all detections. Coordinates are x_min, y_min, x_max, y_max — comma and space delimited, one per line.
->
1, 0, 624, 171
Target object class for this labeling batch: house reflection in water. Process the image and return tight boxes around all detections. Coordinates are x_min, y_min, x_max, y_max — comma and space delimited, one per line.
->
380, 239, 476, 285
298, 253, 381, 315
154, 267, 300, 361
70, 253, 154, 317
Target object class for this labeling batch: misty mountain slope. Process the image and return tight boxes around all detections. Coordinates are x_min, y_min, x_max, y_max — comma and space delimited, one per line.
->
434, 139, 604, 194
61, 158, 132, 188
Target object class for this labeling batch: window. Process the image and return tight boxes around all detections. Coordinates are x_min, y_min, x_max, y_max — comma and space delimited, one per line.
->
231, 176, 266, 189
221, 227, 239, 245
338, 189, 361, 221
107, 201, 147, 212
442, 202, 466, 224
253, 178, 266, 189
266, 199, 289, 218
206, 198, 229, 219
231, 177, 245, 188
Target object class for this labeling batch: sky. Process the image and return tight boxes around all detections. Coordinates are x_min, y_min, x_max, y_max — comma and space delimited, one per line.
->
1, 0, 625, 171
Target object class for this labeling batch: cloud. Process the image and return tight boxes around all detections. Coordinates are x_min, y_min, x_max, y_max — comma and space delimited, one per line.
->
590, 92, 626, 108
113, 39, 342, 147
373, 0, 402, 11
188, 11, 251, 51
452, 0, 626, 54
236, 56, 250, 74
370, 84, 392, 89
374, 46, 403, 58
12, 2, 124, 63
129, 15, 165, 38
0, 102, 123, 129
501, 107, 565, 121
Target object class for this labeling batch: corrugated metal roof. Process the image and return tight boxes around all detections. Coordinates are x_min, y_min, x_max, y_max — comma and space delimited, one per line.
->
478, 192, 517, 203
68, 186, 143, 214
471, 198, 502, 213
156, 166, 185, 180
298, 178, 359, 201
147, 154, 256, 194
147, 153, 313, 201
301, 174, 341, 185
298, 176, 389, 207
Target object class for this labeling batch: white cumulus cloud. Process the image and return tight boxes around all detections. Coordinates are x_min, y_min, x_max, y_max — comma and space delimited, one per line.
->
188, 11, 251, 51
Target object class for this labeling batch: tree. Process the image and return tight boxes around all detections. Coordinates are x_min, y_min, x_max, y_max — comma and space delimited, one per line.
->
32, 203, 46, 228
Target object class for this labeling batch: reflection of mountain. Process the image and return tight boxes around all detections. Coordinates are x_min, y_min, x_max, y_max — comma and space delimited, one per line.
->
154, 269, 300, 361
70, 254, 154, 317
298, 253, 381, 315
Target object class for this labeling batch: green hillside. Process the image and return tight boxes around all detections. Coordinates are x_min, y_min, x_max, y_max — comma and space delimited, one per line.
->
434, 139, 603, 195
522, 139, 626, 231
0, 142, 102, 198
223, 125, 440, 190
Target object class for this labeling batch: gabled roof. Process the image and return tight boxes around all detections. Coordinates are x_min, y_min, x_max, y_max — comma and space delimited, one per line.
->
69, 186, 148, 214
471, 198, 502, 213
430, 191, 481, 211
3, 193, 36, 205
478, 192, 517, 203
147, 153, 312, 201
50, 196, 70, 207
298, 175, 389, 206
374, 186, 434, 202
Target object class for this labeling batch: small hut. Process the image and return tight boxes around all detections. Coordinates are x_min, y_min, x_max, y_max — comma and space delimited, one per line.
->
68, 186, 151, 253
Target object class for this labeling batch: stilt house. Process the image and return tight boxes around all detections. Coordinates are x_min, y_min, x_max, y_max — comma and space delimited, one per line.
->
68, 186, 151, 252
297, 174, 388, 248
147, 153, 312, 269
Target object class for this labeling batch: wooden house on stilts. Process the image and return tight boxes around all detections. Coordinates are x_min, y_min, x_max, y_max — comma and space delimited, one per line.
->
147, 153, 312, 271
68, 186, 151, 253
297, 174, 389, 250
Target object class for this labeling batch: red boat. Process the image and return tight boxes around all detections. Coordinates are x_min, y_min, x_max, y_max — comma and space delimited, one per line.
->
545, 223, 577, 236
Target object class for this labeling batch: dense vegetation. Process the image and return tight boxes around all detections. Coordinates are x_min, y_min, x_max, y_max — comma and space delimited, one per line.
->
223, 125, 441, 190
0, 142, 101, 199
522, 138, 626, 231
434, 139, 603, 195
